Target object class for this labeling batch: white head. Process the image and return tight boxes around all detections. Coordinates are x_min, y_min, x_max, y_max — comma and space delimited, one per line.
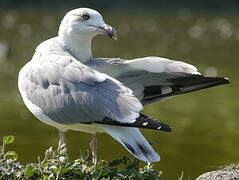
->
59, 8, 117, 41
58, 8, 117, 62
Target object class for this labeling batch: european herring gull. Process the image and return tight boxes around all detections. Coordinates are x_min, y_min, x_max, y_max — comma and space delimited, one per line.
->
18, 8, 229, 164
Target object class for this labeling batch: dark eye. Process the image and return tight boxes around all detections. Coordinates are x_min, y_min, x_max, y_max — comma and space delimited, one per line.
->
82, 14, 90, 20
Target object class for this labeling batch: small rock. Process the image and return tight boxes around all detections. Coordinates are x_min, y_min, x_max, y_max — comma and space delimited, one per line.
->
196, 164, 239, 180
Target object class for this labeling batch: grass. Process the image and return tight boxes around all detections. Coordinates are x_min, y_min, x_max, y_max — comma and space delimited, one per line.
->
0, 136, 162, 180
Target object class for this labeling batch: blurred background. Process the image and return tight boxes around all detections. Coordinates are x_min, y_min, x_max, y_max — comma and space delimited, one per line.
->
0, 0, 238, 179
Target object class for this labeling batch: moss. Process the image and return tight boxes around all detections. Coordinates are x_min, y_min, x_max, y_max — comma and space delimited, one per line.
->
0, 136, 162, 180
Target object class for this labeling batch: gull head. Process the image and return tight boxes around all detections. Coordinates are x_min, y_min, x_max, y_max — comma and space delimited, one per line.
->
58, 8, 117, 41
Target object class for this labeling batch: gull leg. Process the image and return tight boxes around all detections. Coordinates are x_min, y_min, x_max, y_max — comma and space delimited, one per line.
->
90, 134, 97, 166
58, 130, 67, 154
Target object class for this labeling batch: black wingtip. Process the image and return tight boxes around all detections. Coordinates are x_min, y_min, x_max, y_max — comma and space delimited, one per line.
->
138, 113, 172, 132
158, 123, 172, 132
197, 76, 230, 91
97, 114, 172, 132
143, 75, 230, 104
178, 75, 231, 89
163, 123, 172, 132
222, 77, 230, 84
210, 76, 230, 86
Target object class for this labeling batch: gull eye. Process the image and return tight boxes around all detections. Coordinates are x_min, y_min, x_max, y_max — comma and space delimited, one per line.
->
82, 14, 90, 20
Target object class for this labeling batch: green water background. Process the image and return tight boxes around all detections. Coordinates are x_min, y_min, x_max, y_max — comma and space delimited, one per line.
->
0, 10, 238, 179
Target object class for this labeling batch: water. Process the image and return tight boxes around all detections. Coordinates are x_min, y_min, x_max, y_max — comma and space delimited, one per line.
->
0, 10, 238, 179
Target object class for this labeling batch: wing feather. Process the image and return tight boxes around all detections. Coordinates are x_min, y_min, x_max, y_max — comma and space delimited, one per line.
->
97, 113, 171, 132
18, 52, 143, 125
88, 57, 229, 105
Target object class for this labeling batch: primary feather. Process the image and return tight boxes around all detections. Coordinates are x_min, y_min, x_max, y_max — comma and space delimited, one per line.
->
97, 113, 171, 132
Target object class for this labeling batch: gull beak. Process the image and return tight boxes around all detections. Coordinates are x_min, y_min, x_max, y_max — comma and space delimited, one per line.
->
98, 24, 117, 40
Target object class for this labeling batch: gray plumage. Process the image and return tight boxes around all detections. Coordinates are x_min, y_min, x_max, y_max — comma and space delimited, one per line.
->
19, 38, 142, 125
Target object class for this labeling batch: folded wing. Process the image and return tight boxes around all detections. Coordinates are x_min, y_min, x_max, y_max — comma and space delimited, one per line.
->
18, 53, 143, 125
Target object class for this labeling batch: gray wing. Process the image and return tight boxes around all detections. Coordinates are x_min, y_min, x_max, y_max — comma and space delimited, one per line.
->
88, 57, 229, 105
18, 53, 143, 125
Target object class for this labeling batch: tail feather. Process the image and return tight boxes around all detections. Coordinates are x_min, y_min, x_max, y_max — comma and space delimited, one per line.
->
100, 125, 160, 162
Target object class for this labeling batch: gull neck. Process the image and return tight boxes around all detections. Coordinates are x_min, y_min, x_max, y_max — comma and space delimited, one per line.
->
58, 32, 93, 64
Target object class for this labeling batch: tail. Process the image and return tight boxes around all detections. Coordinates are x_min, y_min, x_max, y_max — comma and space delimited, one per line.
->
100, 125, 160, 162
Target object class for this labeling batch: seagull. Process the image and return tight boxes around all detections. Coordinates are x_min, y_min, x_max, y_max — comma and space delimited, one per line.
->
18, 8, 229, 164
